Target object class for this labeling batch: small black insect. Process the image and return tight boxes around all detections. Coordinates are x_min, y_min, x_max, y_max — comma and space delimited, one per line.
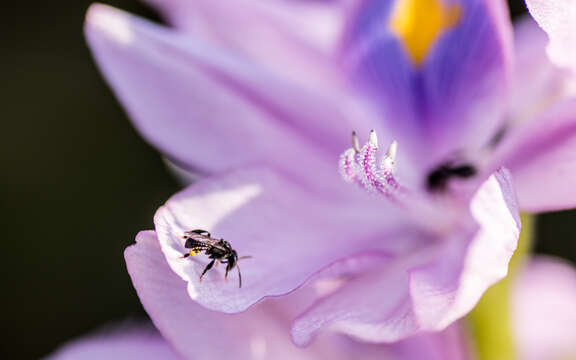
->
426, 162, 477, 192
181, 229, 251, 288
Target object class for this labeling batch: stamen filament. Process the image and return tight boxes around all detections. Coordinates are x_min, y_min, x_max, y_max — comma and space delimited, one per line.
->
339, 130, 403, 199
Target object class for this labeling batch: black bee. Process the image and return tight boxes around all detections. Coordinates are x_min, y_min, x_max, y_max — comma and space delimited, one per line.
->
181, 229, 250, 288
426, 162, 477, 192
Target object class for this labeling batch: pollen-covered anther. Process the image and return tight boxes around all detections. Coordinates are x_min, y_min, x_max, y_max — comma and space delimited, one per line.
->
338, 130, 402, 198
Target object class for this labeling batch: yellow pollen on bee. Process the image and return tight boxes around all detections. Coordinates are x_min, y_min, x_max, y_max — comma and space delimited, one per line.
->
389, 0, 461, 66
189, 250, 197, 256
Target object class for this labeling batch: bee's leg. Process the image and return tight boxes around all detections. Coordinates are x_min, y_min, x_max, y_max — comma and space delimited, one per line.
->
199, 259, 216, 282
236, 264, 243, 288
181, 248, 200, 258
225, 262, 233, 281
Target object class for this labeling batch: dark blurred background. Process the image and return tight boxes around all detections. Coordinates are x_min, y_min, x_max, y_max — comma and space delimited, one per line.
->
1, 0, 574, 359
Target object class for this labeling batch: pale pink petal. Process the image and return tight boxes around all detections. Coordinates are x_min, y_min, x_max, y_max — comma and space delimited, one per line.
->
508, 16, 571, 125
125, 231, 404, 360
291, 169, 519, 344
388, 323, 471, 360
526, 0, 576, 72
142, 0, 347, 58
154, 168, 408, 313
84, 4, 362, 189
499, 99, 576, 212
512, 257, 576, 360
125, 231, 324, 360
44, 326, 180, 360
411, 169, 519, 329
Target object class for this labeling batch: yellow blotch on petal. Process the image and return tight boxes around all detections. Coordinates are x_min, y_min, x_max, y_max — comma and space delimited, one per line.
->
389, 0, 461, 66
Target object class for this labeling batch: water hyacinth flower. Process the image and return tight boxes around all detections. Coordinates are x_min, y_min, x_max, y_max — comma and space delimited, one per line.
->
85, 0, 576, 346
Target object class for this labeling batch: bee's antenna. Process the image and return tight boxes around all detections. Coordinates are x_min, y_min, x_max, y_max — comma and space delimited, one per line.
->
236, 263, 243, 288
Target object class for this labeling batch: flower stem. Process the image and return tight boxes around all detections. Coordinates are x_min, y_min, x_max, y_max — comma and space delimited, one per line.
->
467, 213, 534, 360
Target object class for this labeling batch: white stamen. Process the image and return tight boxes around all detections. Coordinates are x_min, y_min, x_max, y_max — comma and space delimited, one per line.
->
382, 140, 398, 170
368, 129, 378, 147
386, 140, 398, 160
352, 131, 360, 153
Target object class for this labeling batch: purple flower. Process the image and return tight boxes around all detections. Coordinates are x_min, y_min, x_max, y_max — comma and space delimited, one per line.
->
84, 0, 576, 345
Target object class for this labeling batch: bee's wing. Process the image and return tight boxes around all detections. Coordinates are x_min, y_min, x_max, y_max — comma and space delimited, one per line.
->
187, 234, 229, 251
206, 240, 228, 252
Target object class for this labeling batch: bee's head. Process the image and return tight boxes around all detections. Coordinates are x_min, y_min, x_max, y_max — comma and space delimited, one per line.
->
228, 251, 238, 267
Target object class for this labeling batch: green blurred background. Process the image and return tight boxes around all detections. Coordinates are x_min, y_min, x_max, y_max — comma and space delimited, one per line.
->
1, 0, 574, 359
